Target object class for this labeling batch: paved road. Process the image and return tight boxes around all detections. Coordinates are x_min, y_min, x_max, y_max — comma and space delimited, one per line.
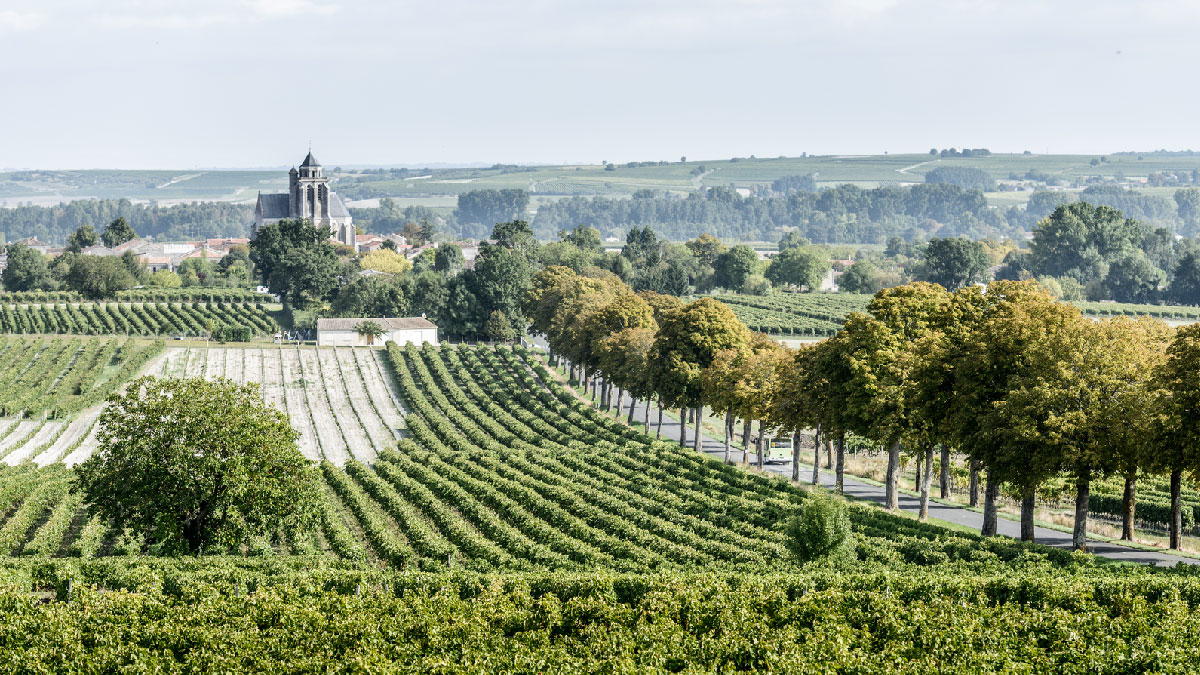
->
610, 395, 1198, 567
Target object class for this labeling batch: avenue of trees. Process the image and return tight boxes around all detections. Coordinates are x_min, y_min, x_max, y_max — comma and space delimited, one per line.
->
531, 266, 1200, 552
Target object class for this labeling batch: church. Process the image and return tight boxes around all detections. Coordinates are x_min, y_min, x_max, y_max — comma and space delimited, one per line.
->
253, 151, 356, 251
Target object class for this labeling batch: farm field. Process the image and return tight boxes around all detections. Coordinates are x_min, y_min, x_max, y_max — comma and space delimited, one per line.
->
0, 301, 276, 337
6, 153, 1200, 205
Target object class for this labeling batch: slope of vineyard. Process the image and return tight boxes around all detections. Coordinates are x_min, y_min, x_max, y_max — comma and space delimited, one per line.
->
147, 346, 406, 465
0, 342, 1079, 571
0, 301, 276, 337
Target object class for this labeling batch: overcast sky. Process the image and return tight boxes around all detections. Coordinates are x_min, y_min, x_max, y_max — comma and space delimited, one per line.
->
2, 0, 1199, 169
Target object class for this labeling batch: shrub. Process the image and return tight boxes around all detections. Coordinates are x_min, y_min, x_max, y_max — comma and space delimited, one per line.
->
785, 490, 855, 564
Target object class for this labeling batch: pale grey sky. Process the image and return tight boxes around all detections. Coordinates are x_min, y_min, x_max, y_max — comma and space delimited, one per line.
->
2, 0, 1199, 168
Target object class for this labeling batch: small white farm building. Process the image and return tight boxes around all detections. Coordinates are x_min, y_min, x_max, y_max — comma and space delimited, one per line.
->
316, 317, 439, 347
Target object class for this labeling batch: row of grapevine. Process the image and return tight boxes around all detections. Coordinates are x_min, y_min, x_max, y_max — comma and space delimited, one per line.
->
0, 288, 272, 305
0, 302, 275, 337
0, 337, 162, 418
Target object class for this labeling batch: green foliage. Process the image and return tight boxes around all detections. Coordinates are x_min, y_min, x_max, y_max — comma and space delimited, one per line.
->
1, 243, 54, 292
923, 165, 995, 191
64, 255, 135, 300
485, 310, 516, 343
74, 377, 320, 553
249, 218, 341, 309
713, 245, 759, 290
765, 246, 826, 290
66, 224, 98, 253
453, 189, 530, 237
786, 491, 854, 563
917, 237, 990, 290
100, 217, 137, 248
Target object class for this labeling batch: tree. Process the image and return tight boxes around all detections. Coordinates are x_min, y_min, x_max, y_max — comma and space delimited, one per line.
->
72, 377, 320, 554
1169, 251, 1200, 305
101, 217, 137, 248
1, 243, 54, 292
837, 260, 880, 294
485, 310, 516, 343
765, 247, 826, 290
1176, 188, 1200, 235
648, 298, 750, 451
249, 219, 342, 309
1153, 323, 1200, 549
331, 276, 408, 318
597, 327, 657, 427
777, 230, 812, 251
65, 255, 134, 299
839, 282, 953, 511
177, 257, 212, 287
359, 249, 412, 276
785, 491, 854, 564
1027, 202, 1149, 283
66, 224, 98, 253
120, 250, 148, 284
355, 320, 386, 345
684, 234, 726, 267
433, 244, 466, 276
918, 238, 990, 290
561, 225, 603, 253
713, 245, 759, 290
148, 269, 182, 288
1102, 251, 1164, 303
923, 166, 995, 191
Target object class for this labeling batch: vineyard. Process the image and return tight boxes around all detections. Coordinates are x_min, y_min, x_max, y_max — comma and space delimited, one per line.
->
149, 346, 406, 465
708, 293, 872, 336
0, 341, 1196, 667
0, 288, 272, 305
0, 342, 1075, 571
712, 292, 1200, 337
0, 301, 276, 337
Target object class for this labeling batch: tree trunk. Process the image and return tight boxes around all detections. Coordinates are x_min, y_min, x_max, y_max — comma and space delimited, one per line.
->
939, 445, 951, 499
693, 407, 702, 453
742, 418, 751, 450
811, 426, 821, 485
835, 433, 845, 493
919, 445, 933, 521
825, 437, 833, 469
792, 431, 802, 483
655, 398, 663, 439
723, 410, 732, 464
613, 387, 623, 417
982, 477, 999, 536
884, 439, 900, 510
627, 396, 637, 425
1171, 469, 1183, 550
968, 457, 981, 507
1073, 468, 1090, 551
914, 452, 921, 495
756, 422, 765, 470
1121, 472, 1136, 541
644, 397, 651, 432
1020, 491, 1035, 542
679, 408, 687, 448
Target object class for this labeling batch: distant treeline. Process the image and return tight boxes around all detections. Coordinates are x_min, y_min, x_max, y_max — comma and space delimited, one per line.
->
530, 184, 1017, 243
0, 200, 252, 245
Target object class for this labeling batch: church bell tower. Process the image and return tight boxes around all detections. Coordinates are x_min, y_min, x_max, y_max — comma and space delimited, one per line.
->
289, 151, 331, 223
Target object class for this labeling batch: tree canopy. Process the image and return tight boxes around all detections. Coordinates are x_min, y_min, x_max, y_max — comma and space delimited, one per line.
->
73, 377, 320, 553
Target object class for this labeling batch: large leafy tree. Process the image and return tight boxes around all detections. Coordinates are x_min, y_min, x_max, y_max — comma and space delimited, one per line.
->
100, 217, 138, 248
917, 237, 990, 290
73, 377, 320, 554
648, 298, 750, 451
65, 255, 135, 299
1152, 323, 1200, 549
66, 224, 98, 253
765, 247, 827, 290
1027, 202, 1148, 282
249, 218, 341, 308
331, 275, 408, 317
713, 245, 759, 291
840, 282, 953, 511
1, 243, 54, 292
